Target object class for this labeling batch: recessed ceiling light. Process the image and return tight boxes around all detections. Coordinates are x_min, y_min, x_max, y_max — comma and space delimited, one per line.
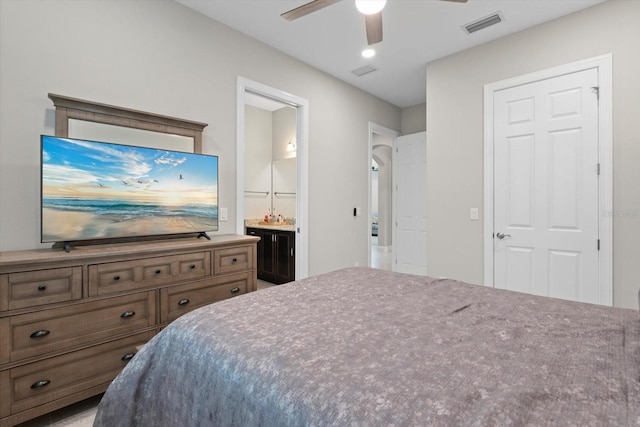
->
362, 48, 376, 58
355, 0, 386, 15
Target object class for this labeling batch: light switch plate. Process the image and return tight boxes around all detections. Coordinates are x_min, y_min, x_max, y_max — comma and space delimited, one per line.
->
220, 207, 228, 221
470, 208, 479, 221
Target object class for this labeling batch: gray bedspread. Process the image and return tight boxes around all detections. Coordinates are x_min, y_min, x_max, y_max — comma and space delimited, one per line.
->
94, 267, 640, 426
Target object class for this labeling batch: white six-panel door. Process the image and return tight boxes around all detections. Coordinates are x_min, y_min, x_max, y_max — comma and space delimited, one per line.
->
493, 68, 600, 304
394, 132, 427, 275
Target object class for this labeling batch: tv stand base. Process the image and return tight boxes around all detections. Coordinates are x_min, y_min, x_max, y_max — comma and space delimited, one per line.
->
51, 241, 72, 253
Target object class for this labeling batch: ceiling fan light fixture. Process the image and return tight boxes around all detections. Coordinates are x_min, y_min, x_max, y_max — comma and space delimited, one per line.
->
361, 48, 376, 58
355, 0, 386, 15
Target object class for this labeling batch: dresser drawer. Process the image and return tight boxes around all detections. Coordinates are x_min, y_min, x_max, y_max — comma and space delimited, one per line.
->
214, 246, 252, 275
2, 291, 155, 363
88, 251, 211, 296
160, 272, 250, 323
7, 332, 152, 416
0, 267, 82, 312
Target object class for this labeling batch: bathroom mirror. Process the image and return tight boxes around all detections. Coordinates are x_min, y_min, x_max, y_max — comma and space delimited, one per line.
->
272, 157, 296, 219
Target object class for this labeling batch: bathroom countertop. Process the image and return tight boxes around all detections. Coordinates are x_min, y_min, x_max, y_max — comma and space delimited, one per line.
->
245, 220, 296, 232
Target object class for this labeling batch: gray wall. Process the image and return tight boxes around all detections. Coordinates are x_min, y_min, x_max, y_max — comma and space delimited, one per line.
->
400, 103, 426, 135
425, 0, 640, 308
0, 0, 401, 275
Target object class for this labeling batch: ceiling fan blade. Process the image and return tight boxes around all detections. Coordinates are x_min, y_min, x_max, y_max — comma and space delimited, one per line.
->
365, 12, 383, 45
281, 0, 340, 21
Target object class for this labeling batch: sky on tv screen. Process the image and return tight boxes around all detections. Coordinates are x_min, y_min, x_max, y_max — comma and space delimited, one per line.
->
41, 136, 218, 242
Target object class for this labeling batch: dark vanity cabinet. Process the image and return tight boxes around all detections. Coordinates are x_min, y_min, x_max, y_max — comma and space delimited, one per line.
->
247, 227, 295, 284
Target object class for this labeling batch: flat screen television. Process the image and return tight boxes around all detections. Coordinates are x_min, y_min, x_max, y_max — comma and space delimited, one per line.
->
41, 135, 218, 246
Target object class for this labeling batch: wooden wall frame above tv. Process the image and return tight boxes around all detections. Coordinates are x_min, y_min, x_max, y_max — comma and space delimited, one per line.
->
48, 93, 208, 153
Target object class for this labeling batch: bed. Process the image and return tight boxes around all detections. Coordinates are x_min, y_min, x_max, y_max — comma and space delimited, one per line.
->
94, 267, 640, 426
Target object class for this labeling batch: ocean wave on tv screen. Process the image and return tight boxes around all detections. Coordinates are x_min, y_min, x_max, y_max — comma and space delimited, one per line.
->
43, 198, 217, 218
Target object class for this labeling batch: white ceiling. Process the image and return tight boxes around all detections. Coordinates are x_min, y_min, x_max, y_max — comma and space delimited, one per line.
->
176, 0, 606, 108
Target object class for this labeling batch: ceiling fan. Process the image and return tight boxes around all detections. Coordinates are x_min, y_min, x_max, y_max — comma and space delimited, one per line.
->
281, 0, 469, 46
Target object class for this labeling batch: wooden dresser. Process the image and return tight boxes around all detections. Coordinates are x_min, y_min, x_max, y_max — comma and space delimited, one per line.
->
0, 235, 258, 427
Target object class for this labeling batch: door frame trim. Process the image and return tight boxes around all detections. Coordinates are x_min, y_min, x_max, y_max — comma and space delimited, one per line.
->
236, 76, 310, 280
483, 54, 613, 305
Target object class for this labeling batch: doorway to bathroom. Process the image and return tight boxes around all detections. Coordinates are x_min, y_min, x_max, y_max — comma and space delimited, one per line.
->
236, 77, 309, 282
244, 93, 296, 286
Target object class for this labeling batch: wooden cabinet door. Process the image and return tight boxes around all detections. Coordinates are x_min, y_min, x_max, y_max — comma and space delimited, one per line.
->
261, 230, 276, 281
247, 228, 294, 284
274, 231, 295, 284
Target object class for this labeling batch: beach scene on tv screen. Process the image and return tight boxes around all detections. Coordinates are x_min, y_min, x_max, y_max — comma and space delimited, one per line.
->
41, 136, 218, 242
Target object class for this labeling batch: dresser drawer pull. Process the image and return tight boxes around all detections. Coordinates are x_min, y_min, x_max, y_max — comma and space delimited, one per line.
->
113, 275, 121, 281
230, 287, 240, 294
120, 311, 136, 319
155, 269, 162, 274
31, 379, 51, 389
178, 298, 190, 306
190, 264, 196, 269
37, 284, 47, 291
30, 329, 50, 339
121, 353, 136, 361
232, 257, 238, 263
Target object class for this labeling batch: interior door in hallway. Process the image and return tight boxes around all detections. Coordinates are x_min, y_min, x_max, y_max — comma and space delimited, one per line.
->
493, 68, 600, 304
394, 132, 427, 275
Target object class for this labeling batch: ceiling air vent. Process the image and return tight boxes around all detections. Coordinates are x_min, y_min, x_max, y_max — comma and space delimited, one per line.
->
351, 64, 379, 77
463, 12, 503, 34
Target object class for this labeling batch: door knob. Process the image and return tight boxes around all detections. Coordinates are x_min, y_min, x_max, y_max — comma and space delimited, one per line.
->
496, 232, 511, 240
